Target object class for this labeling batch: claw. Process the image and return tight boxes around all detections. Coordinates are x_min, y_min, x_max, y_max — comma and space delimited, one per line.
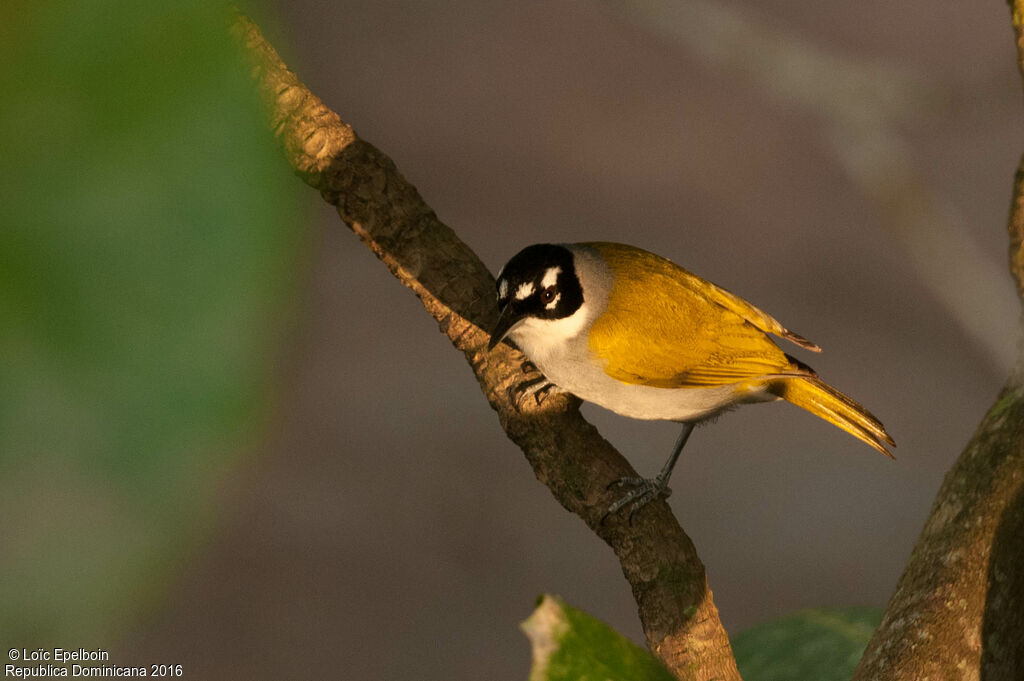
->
532, 382, 559, 406
601, 475, 672, 524
508, 371, 564, 411
606, 476, 644, 490
507, 374, 557, 411
601, 423, 694, 525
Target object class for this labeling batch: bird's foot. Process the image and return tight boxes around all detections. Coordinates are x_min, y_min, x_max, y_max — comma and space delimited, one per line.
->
507, 375, 562, 411
507, 360, 563, 410
602, 475, 672, 525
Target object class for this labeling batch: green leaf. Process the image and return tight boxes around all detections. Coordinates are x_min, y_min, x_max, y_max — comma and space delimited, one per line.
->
521, 595, 676, 681
0, 0, 304, 644
522, 597, 881, 681
731, 607, 882, 681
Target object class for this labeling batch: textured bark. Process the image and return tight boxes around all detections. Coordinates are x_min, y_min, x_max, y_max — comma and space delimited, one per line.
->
851, 384, 1024, 681
851, 4, 1024, 679
1011, 0, 1024, 303
231, 12, 740, 681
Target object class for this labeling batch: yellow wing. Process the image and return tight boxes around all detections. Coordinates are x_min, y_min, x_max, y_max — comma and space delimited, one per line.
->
585, 242, 816, 388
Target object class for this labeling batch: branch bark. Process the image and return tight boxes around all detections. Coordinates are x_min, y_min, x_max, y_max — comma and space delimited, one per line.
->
230, 12, 740, 681
851, 5, 1024, 679
851, 384, 1024, 680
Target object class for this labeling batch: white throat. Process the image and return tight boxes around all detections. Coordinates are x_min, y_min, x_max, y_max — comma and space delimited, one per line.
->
507, 304, 591, 364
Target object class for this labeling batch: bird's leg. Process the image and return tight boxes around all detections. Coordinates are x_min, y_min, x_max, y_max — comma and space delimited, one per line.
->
602, 422, 696, 524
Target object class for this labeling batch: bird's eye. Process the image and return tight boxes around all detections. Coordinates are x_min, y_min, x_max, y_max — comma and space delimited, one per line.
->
540, 287, 556, 303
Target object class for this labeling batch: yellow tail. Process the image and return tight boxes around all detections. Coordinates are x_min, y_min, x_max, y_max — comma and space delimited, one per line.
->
770, 376, 895, 457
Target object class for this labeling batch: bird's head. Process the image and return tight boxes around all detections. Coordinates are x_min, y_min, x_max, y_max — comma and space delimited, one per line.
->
488, 244, 585, 351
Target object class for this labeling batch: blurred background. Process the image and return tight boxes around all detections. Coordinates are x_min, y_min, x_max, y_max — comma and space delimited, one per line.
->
2, 0, 1022, 679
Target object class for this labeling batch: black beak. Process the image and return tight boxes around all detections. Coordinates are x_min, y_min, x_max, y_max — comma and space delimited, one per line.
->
488, 303, 521, 351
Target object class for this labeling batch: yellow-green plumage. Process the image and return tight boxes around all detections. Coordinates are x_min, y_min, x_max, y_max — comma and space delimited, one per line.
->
584, 242, 893, 456
770, 377, 894, 456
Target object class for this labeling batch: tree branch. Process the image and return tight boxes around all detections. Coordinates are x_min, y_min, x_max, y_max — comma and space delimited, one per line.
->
1009, 1, 1024, 304
850, 4, 1024, 678
851, 383, 1024, 679
231, 12, 740, 680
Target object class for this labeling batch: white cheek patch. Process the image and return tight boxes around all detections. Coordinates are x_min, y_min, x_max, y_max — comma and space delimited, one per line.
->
541, 266, 561, 289
515, 282, 535, 300
498, 279, 509, 301
545, 292, 561, 310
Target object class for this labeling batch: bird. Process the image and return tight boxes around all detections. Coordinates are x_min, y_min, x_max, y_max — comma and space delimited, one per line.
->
487, 242, 894, 521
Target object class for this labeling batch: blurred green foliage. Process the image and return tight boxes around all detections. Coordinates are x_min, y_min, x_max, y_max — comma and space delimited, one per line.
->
522, 595, 881, 681
0, 0, 304, 644
732, 607, 882, 681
